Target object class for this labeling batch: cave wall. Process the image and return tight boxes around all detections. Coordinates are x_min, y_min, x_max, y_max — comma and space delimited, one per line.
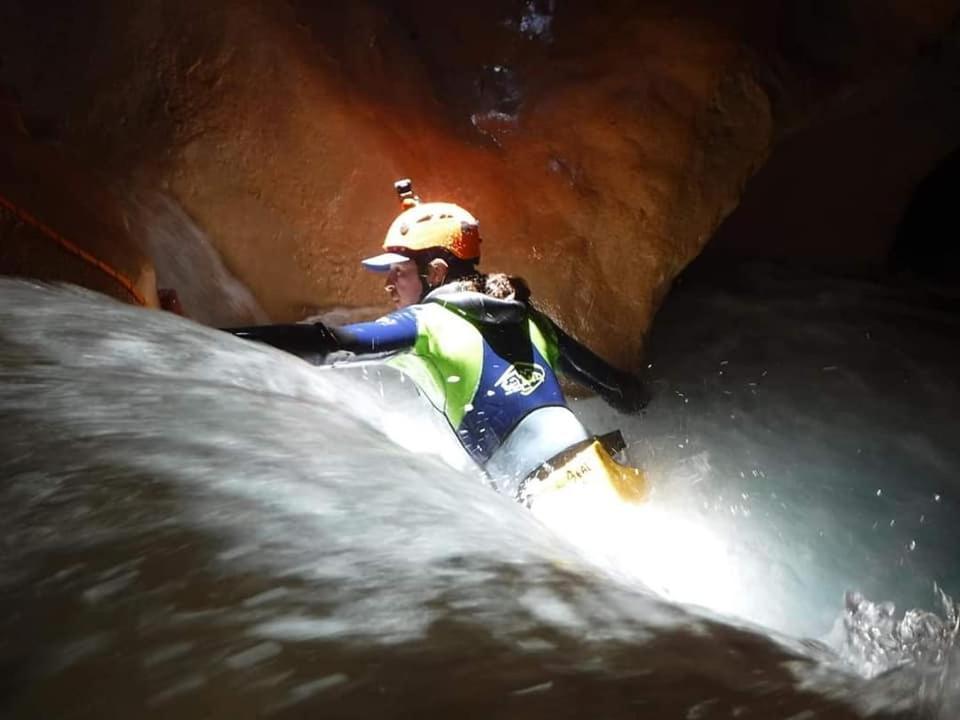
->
892, 145, 960, 282
0, 89, 158, 307
703, 22, 960, 271
0, 1, 958, 366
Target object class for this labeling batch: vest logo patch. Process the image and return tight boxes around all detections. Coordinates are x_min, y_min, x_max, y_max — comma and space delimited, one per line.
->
494, 362, 546, 397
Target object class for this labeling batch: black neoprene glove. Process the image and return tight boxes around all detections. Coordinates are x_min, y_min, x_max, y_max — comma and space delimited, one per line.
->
222, 322, 339, 359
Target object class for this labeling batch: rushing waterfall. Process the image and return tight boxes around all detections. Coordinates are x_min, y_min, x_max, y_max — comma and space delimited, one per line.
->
1, 269, 957, 718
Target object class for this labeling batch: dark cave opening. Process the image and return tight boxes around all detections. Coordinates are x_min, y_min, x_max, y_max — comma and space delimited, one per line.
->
889, 144, 960, 285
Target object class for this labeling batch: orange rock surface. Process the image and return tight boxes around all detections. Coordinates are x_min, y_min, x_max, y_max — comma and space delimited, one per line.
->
0, 92, 158, 308
0, 1, 957, 366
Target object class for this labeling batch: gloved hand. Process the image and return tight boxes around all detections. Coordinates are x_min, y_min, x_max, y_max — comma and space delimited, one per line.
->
222, 322, 339, 358
604, 373, 650, 414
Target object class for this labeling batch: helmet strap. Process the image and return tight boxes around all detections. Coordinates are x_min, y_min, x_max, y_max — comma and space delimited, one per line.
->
410, 253, 435, 301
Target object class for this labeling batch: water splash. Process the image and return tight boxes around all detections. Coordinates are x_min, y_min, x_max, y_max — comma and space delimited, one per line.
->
837, 587, 959, 677
2, 276, 959, 717
826, 587, 960, 717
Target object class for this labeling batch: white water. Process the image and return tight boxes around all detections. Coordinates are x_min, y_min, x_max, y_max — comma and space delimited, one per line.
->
1, 272, 958, 718
613, 263, 960, 640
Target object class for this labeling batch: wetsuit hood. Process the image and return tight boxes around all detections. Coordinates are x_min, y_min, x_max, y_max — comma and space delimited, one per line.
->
423, 281, 528, 326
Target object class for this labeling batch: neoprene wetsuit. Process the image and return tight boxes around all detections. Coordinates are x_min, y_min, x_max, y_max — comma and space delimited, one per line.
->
323, 284, 645, 484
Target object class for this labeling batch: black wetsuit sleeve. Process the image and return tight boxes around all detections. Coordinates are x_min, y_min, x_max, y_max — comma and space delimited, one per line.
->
223, 308, 420, 362
223, 323, 339, 359
540, 312, 650, 413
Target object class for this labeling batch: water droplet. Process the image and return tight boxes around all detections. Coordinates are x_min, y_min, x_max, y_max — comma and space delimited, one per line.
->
876, 488, 883, 497
909, 540, 917, 551
934, 494, 941, 502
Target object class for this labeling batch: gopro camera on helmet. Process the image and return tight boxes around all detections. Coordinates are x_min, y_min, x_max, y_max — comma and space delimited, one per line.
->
394, 178, 414, 198
394, 178, 421, 209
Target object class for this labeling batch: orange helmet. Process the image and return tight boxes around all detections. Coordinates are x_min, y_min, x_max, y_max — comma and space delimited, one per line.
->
361, 179, 481, 272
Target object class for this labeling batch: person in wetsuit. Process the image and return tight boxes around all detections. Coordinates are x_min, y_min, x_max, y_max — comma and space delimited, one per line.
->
226, 180, 648, 491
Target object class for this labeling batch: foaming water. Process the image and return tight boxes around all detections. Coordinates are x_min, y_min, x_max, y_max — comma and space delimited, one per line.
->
836, 588, 959, 680
571, 261, 960, 691
0, 277, 957, 718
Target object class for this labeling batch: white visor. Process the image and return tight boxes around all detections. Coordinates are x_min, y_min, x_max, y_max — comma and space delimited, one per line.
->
360, 251, 412, 272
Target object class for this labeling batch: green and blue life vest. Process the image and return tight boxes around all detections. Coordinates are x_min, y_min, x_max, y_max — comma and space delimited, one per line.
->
335, 287, 568, 466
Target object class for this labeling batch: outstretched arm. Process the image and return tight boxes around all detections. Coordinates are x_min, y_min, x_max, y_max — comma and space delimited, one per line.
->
330, 309, 420, 355
223, 308, 421, 362
546, 316, 649, 413
224, 322, 339, 359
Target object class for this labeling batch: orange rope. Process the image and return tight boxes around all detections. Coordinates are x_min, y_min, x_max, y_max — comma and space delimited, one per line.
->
0, 189, 147, 306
